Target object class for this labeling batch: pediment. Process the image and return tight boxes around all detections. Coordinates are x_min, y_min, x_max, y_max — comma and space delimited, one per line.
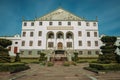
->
36, 8, 83, 21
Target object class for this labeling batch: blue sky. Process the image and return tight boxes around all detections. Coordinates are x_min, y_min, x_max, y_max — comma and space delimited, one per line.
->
0, 0, 120, 36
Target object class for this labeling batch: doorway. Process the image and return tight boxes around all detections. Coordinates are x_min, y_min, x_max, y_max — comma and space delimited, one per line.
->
57, 42, 63, 49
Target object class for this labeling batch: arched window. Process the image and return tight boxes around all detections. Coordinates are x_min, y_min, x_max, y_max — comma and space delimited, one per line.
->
66, 32, 73, 39
57, 32, 64, 39
47, 32, 54, 38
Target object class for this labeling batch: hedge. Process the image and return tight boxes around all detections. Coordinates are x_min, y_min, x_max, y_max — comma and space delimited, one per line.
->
89, 63, 120, 71
0, 63, 30, 73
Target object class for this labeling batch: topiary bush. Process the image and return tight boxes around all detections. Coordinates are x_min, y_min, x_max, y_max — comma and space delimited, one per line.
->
0, 63, 30, 73
14, 53, 21, 62
47, 62, 54, 67
63, 61, 70, 66
89, 63, 120, 71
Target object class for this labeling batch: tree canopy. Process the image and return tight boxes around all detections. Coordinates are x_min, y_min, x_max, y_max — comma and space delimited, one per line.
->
0, 39, 12, 48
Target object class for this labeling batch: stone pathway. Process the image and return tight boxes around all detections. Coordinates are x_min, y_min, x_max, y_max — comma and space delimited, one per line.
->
0, 63, 120, 80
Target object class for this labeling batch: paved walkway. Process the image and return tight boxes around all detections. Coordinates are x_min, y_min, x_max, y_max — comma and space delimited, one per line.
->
0, 63, 120, 80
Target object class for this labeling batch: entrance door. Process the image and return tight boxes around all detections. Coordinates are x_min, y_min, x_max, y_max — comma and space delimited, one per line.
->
14, 47, 18, 54
57, 42, 63, 49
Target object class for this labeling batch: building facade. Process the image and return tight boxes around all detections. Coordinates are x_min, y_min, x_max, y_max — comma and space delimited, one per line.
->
0, 8, 101, 61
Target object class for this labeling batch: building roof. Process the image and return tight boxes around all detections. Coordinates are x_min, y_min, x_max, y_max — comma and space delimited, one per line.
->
36, 8, 84, 21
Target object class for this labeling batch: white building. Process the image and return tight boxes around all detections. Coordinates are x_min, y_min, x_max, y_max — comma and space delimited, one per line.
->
0, 8, 101, 61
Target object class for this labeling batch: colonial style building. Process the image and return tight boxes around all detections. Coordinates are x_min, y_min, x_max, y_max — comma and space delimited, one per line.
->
0, 8, 101, 61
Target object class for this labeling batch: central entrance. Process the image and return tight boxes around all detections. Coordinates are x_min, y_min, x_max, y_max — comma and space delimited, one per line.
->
57, 42, 63, 49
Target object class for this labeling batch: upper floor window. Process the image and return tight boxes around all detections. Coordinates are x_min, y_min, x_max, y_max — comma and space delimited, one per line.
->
78, 22, 81, 26
68, 22, 71, 25
58, 22, 62, 25
38, 41, 41, 46
48, 42, 54, 48
39, 22, 42, 26
31, 22, 34, 26
86, 22, 89, 26
95, 41, 98, 46
49, 22, 52, 25
93, 22, 96, 26
22, 32, 26, 37
94, 32, 97, 37
21, 41, 25, 46
15, 42, 18, 44
78, 31, 82, 36
38, 31, 42, 36
24, 22, 27, 26
29, 41, 33, 46
87, 41, 91, 46
67, 42, 72, 48
87, 32, 90, 37
79, 41, 82, 46
30, 32, 34, 37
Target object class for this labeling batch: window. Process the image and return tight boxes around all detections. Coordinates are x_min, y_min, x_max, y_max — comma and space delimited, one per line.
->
22, 32, 26, 37
95, 41, 98, 46
78, 22, 81, 26
49, 22, 52, 25
86, 22, 89, 26
87, 32, 90, 37
28, 51, 32, 55
29, 41, 33, 46
39, 22, 42, 26
78, 31, 82, 36
58, 22, 62, 25
24, 22, 27, 26
79, 51, 83, 55
48, 42, 54, 48
31, 22, 34, 26
87, 41, 91, 46
38, 41, 41, 46
48, 32, 54, 38
30, 32, 34, 37
21, 51, 24, 55
68, 22, 71, 25
15, 42, 18, 44
95, 51, 99, 55
21, 41, 25, 46
93, 22, 96, 26
37, 51, 41, 55
66, 32, 72, 39
94, 32, 97, 37
67, 42, 72, 48
38, 31, 42, 36
79, 41, 82, 46
88, 51, 91, 55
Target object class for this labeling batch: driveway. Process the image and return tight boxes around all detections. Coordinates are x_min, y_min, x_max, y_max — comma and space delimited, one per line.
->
0, 63, 120, 80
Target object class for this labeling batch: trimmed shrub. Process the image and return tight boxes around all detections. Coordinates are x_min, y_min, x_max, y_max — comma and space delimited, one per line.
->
0, 63, 30, 73
14, 53, 21, 62
47, 62, 54, 67
77, 60, 88, 63
89, 63, 120, 71
71, 61, 77, 66
63, 61, 70, 66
